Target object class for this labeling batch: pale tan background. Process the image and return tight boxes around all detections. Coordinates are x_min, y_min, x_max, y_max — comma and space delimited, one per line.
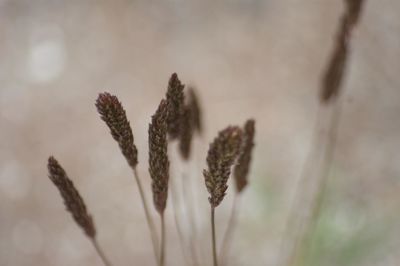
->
1, 0, 400, 265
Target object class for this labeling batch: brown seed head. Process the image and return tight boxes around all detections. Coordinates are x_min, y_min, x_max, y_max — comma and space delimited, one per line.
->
179, 105, 193, 160
346, 0, 364, 27
166, 73, 185, 140
234, 119, 255, 193
203, 126, 243, 208
149, 99, 170, 214
320, 0, 364, 103
96, 92, 138, 168
47, 156, 96, 238
187, 87, 202, 134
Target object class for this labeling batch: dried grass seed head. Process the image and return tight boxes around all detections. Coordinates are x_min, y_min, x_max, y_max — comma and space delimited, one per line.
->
47, 156, 96, 238
234, 119, 255, 193
346, 0, 364, 27
187, 87, 202, 134
166, 73, 185, 140
179, 104, 193, 160
96, 92, 138, 168
320, 0, 364, 104
149, 99, 170, 214
204, 126, 243, 208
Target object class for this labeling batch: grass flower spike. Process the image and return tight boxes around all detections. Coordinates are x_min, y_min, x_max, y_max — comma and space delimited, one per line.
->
179, 105, 193, 160
320, 0, 364, 103
48, 156, 96, 237
96, 92, 138, 167
204, 126, 243, 208
149, 99, 170, 214
47, 156, 111, 266
149, 99, 170, 266
166, 73, 185, 140
234, 119, 255, 193
188, 87, 202, 134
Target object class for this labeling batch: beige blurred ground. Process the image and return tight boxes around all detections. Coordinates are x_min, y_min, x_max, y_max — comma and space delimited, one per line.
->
1, 0, 400, 265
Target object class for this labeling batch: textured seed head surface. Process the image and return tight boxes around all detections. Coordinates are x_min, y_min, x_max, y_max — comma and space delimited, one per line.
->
204, 126, 243, 208
149, 99, 170, 214
166, 73, 185, 140
234, 119, 255, 193
47, 156, 96, 238
96, 92, 138, 167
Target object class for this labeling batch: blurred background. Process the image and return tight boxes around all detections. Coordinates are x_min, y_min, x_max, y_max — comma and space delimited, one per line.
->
1, 0, 400, 265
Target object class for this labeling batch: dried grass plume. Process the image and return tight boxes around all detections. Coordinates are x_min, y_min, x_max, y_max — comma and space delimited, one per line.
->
179, 105, 193, 160
96, 92, 138, 168
234, 119, 255, 193
187, 87, 202, 134
47, 156, 96, 238
166, 73, 185, 140
149, 99, 170, 214
204, 126, 243, 208
320, 0, 364, 103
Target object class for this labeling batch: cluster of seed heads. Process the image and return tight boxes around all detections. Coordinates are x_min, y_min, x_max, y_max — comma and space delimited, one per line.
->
46, 72, 256, 266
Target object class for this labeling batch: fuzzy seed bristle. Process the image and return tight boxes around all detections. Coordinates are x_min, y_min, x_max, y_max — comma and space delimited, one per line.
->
204, 126, 243, 208
166, 73, 185, 140
234, 119, 255, 193
96, 92, 138, 168
149, 99, 170, 214
47, 156, 96, 238
320, 0, 364, 103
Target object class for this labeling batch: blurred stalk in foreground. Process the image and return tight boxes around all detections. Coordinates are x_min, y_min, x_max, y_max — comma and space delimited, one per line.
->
280, 1, 365, 266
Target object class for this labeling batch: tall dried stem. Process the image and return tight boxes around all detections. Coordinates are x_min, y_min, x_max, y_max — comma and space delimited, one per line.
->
132, 167, 160, 261
96, 92, 159, 261
91, 238, 113, 266
280, 1, 365, 265
160, 213, 166, 266
211, 207, 218, 266
219, 194, 239, 266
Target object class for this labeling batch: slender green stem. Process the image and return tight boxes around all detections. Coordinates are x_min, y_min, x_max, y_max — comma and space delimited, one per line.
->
132, 168, 160, 262
211, 207, 218, 266
219, 194, 239, 266
91, 237, 112, 266
160, 213, 166, 266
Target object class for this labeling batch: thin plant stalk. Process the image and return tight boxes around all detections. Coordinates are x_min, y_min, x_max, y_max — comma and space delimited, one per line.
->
219, 193, 239, 266
280, 1, 364, 265
181, 168, 200, 266
91, 238, 112, 266
300, 97, 344, 265
170, 173, 192, 266
160, 213, 166, 266
133, 167, 160, 261
211, 207, 218, 266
